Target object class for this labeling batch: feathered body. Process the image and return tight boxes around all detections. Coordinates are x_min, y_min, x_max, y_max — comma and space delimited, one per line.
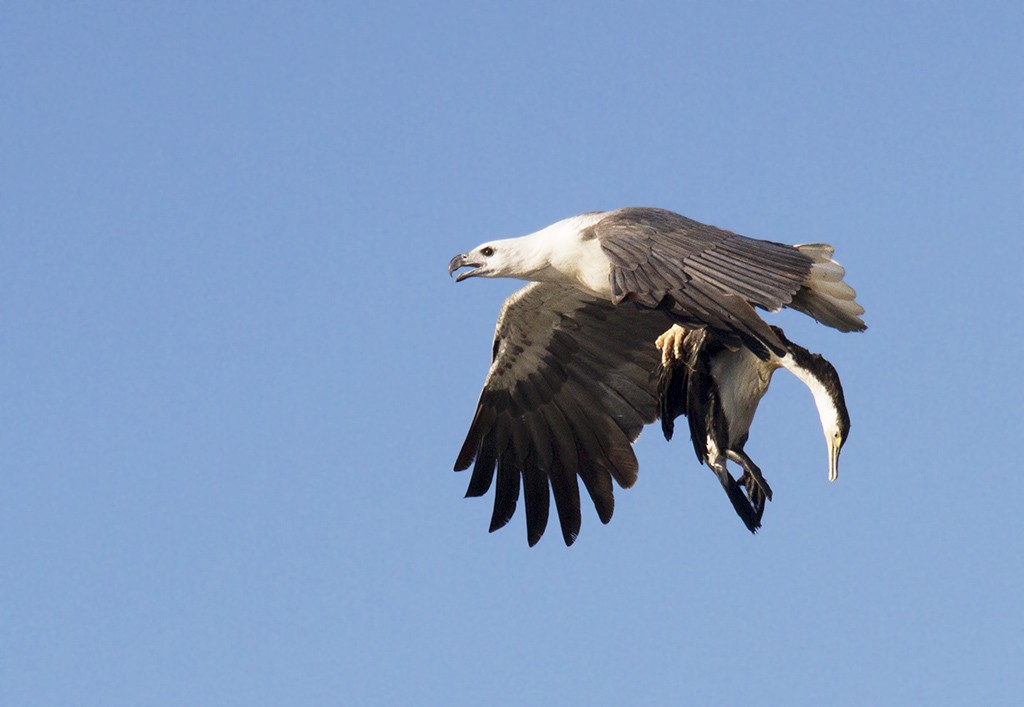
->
448, 207, 863, 545
658, 325, 850, 532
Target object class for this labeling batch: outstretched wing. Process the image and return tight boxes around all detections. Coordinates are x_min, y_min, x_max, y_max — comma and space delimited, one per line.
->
591, 208, 815, 358
455, 282, 675, 546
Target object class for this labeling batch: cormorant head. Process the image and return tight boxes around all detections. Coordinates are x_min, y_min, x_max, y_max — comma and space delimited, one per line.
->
825, 415, 848, 483
822, 379, 851, 482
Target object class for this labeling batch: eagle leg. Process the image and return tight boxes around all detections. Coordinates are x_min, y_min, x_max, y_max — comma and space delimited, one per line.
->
655, 324, 688, 368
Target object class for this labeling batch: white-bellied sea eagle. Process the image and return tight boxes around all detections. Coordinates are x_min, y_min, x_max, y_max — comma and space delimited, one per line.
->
448, 207, 864, 546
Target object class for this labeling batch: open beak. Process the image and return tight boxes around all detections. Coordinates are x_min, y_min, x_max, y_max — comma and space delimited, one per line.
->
828, 440, 841, 482
448, 253, 483, 282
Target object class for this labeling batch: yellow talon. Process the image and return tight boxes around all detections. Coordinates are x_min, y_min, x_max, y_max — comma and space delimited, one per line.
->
655, 324, 688, 367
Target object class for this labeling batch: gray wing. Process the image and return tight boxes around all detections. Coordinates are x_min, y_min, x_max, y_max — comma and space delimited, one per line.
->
455, 282, 675, 547
592, 208, 814, 358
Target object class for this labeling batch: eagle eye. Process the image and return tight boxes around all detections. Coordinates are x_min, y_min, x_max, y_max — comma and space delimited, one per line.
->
480, 246, 495, 257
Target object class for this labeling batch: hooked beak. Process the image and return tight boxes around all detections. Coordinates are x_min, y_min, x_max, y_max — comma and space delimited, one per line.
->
448, 253, 483, 282
828, 440, 841, 482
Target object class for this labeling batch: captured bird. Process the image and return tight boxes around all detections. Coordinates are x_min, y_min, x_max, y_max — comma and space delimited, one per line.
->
448, 207, 865, 546
656, 324, 850, 533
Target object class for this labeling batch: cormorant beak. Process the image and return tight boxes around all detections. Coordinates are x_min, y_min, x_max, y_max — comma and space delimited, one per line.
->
448, 253, 483, 282
828, 438, 841, 483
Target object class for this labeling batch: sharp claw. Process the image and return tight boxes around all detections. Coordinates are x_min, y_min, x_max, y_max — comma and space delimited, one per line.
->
656, 325, 687, 368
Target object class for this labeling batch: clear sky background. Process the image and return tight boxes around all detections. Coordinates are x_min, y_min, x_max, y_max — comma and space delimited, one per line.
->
3, 2, 1022, 705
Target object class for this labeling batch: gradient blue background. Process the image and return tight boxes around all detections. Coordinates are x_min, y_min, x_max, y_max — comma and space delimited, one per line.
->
3, 2, 1022, 705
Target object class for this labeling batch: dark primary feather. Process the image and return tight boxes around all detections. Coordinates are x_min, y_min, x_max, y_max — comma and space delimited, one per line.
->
455, 283, 674, 546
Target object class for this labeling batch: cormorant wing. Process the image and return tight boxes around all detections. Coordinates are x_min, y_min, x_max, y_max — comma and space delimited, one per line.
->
656, 327, 731, 465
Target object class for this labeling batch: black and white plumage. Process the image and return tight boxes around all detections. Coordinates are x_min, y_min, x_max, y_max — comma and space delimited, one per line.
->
449, 207, 864, 545
656, 324, 851, 533
453, 284, 675, 546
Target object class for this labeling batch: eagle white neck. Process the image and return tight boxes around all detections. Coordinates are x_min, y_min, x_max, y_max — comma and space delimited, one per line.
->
503, 212, 612, 298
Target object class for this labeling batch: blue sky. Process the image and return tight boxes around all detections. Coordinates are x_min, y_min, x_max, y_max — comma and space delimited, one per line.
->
3, 2, 1022, 705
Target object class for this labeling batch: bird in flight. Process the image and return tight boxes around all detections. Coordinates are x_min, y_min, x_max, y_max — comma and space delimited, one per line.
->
448, 207, 864, 545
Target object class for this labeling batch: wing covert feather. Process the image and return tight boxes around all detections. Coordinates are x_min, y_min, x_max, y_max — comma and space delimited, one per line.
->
594, 208, 815, 357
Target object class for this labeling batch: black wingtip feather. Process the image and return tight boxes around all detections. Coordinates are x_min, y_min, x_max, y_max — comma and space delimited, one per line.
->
464, 439, 498, 497
521, 463, 550, 548
488, 453, 519, 532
